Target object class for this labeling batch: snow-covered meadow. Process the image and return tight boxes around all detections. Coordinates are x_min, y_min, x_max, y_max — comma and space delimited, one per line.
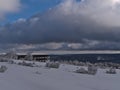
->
0, 60, 120, 90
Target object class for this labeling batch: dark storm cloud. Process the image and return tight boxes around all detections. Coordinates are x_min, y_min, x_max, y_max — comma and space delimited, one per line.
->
1, 0, 120, 50
0, 11, 120, 44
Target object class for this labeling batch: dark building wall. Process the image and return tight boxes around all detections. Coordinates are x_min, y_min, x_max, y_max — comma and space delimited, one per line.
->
17, 54, 49, 62
33, 55, 49, 62
17, 55, 26, 60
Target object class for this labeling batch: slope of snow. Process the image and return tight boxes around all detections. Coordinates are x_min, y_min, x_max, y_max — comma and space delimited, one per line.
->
0, 62, 120, 90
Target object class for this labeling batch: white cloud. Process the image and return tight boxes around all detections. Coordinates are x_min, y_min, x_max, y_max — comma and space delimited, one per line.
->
39, 43, 64, 49
15, 18, 26, 23
58, 0, 120, 27
68, 43, 82, 49
0, 0, 21, 19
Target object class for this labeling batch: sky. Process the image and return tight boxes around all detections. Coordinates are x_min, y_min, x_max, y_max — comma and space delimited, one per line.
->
1, 0, 120, 51
0, 0, 61, 24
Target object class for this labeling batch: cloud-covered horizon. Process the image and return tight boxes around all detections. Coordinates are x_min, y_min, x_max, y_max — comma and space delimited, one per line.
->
1, 0, 120, 50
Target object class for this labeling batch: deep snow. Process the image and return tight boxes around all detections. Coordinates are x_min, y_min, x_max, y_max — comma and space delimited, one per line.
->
0, 61, 120, 90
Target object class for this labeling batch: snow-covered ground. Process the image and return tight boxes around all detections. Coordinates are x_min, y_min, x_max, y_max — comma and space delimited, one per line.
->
0, 61, 120, 90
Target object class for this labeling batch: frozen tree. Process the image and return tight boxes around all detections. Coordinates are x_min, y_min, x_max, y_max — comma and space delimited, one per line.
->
88, 65, 98, 75
106, 68, 117, 74
73, 60, 80, 66
5, 51, 17, 59
76, 67, 88, 74
46, 60, 60, 68
0, 65, 7, 73
25, 52, 33, 61
18, 61, 34, 67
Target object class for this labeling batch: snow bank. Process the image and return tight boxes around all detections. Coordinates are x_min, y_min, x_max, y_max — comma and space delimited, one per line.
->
0, 61, 120, 90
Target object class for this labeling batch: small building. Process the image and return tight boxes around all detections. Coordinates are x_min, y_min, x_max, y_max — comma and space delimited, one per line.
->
16, 52, 50, 62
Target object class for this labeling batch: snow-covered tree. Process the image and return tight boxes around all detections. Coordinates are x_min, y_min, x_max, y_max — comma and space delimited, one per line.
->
88, 65, 98, 75
5, 51, 17, 59
46, 60, 60, 68
106, 68, 116, 74
25, 52, 33, 61
18, 61, 34, 67
73, 60, 80, 65
0, 65, 7, 73
76, 67, 88, 74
